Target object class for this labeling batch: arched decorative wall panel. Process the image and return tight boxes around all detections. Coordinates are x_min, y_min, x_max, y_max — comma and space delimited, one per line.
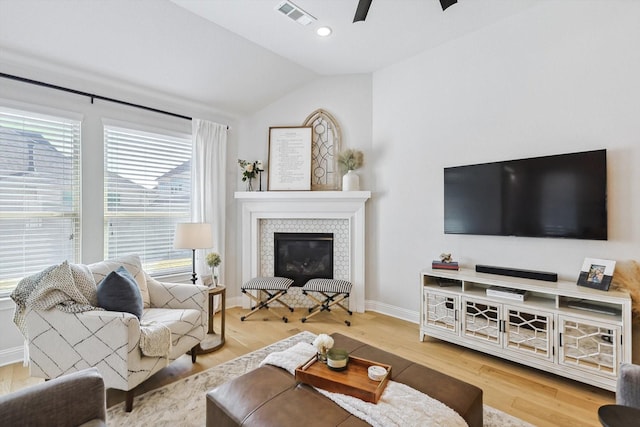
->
303, 109, 341, 191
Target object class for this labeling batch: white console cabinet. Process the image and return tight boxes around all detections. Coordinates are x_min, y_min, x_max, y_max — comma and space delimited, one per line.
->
420, 268, 632, 391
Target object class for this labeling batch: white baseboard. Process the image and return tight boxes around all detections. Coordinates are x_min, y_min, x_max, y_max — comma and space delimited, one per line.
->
227, 295, 244, 310
227, 296, 419, 325
0, 346, 23, 367
365, 300, 420, 324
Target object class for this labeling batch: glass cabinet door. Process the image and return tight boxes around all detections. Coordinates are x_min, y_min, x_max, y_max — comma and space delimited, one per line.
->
504, 305, 553, 360
424, 290, 458, 334
462, 298, 501, 346
558, 315, 620, 378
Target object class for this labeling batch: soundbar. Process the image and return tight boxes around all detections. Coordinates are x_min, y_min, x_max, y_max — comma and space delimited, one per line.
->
475, 264, 558, 282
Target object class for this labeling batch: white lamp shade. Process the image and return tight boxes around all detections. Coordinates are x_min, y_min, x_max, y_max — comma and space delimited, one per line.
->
174, 223, 213, 249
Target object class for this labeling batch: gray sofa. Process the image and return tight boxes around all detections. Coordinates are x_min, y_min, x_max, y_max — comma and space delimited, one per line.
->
617, 362, 640, 408
0, 367, 106, 427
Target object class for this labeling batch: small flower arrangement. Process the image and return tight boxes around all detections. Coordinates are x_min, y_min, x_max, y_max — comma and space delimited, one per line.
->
206, 252, 221, 286
238, 159, 264, 181
206, 252, 221, 268
337, 149, 364, 171
313, 333, 334, 361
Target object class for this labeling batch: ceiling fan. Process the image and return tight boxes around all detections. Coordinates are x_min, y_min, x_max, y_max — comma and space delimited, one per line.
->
354, 0, 457, 23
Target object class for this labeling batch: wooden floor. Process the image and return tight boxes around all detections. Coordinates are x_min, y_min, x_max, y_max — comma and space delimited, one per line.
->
0, 307, 614, 426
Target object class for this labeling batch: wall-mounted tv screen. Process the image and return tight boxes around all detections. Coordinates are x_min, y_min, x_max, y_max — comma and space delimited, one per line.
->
444, 149, 607, 240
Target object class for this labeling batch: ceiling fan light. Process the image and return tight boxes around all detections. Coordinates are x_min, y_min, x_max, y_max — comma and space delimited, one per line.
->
316, 26, 332, 37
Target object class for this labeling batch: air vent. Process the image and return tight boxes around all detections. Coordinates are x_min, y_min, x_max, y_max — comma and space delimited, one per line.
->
275, 1, 316, 26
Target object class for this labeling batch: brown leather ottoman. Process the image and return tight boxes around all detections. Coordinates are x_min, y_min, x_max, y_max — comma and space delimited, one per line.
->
207, 333, 483, 427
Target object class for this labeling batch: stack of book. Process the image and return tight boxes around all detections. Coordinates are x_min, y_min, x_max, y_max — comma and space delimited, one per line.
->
485, 286, 527, 301
432, 261, 459, 270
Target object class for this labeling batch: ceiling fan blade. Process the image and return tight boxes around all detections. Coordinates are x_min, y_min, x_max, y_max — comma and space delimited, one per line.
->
440, 0, 457, 11
353, 0, 373, 23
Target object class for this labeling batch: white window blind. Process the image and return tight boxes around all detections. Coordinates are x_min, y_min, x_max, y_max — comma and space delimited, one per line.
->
0, 106, 81, 295
104, 124, 192, 276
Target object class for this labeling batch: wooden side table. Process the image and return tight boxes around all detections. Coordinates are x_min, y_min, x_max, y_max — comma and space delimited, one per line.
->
195, 285, 226, 354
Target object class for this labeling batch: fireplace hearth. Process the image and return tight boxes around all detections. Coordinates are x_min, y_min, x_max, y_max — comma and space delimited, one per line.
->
274, 232, 333, 287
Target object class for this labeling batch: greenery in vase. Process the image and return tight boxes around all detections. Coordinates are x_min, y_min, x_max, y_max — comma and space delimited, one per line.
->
238, 159, 264, 181
337, 149, 364, 172
206, 252, 221, 285
206, 252, 221, 269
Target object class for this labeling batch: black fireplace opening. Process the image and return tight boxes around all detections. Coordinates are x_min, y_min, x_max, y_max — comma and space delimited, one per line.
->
274, 232, 333, 287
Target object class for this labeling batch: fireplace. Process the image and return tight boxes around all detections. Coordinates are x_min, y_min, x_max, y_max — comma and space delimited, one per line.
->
235, 191, 371, 312
274, 232, 333, 287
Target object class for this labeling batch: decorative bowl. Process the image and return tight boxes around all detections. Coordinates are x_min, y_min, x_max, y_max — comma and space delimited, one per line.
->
367, 365, 387, 381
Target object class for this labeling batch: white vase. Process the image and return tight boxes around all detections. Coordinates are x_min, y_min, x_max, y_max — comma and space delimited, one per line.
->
211, 267, 219, 287
342, 170, 360, 191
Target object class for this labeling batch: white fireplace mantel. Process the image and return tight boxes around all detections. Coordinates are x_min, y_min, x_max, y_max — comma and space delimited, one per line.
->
235, 191, 371, 312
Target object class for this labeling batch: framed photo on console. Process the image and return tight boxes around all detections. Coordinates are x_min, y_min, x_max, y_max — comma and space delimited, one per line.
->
268, 126, 312, 191
577, 257, 616, 291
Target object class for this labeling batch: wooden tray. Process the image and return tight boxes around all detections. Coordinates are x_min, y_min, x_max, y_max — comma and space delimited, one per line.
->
295, 355, 391, 403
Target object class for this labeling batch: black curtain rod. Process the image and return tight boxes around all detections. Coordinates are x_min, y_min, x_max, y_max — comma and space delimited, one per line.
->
1, 72, 229, 129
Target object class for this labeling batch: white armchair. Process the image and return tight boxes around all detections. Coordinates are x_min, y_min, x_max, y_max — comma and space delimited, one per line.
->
22, 255, 207, 412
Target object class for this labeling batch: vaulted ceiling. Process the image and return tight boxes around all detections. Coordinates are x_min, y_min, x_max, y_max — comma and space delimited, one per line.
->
0, 0, 536, 116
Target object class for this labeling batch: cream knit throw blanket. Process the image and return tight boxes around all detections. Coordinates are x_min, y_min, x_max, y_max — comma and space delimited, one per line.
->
259, 342, 468, 427
11, 261, 98, 337
139, 322, 172, 357
11, 261, 171, 358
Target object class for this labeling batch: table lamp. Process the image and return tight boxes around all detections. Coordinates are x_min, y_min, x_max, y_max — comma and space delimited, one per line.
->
174, 222, 213, 284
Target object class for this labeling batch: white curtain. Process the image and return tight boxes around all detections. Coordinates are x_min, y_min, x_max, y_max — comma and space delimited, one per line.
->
191, 119, 227, 286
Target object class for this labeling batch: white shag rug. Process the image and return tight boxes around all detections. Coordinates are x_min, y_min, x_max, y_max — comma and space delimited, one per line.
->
107, 331, 534, 427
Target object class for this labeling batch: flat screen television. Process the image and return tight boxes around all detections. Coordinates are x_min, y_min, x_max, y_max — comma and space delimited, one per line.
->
444, 149, 607, 240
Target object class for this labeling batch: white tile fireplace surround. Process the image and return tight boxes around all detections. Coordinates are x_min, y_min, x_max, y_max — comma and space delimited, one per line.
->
235, 191, 371, 312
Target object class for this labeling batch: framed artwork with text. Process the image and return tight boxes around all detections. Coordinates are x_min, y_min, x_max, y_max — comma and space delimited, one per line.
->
268, 126, 312, 191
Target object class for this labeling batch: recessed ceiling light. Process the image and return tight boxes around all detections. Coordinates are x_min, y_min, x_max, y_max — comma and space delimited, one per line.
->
316, 26, 332, 37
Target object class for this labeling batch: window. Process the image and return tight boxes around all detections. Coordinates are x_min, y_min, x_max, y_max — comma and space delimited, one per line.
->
104, 124, 192, 276
0, 105, 81, 295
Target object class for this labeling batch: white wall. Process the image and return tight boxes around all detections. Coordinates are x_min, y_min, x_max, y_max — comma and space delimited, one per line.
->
235, 73, 373, 179
370, 1, 640, 320
228, 74, 373, 307
0, 298, 23, 366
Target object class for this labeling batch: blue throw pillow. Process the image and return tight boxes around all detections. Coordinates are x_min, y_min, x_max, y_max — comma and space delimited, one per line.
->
96, 266, 143, 319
